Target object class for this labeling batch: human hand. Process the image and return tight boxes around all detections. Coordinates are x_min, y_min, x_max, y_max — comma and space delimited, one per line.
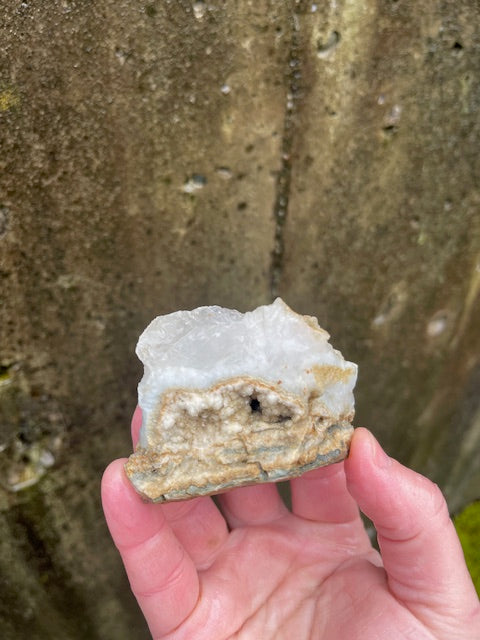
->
101, 408, 480, 639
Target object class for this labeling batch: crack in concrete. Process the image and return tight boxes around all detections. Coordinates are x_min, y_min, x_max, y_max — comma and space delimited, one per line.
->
270, 2, 305, 300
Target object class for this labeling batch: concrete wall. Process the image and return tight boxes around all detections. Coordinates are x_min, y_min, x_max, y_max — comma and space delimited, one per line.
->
1, 1, 479, 637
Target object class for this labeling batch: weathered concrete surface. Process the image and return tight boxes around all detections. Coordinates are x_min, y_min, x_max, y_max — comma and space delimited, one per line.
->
279, 0, 480, 512
0, 2, 289, 638
0, 0, 479, 638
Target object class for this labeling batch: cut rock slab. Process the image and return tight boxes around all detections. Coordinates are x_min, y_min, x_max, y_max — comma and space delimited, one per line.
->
125, 298, 357, 502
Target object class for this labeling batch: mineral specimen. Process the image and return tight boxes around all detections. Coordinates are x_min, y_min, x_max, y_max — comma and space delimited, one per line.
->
125, 298, 357, 502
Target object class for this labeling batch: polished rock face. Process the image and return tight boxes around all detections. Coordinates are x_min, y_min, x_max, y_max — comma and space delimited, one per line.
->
125, 298, 357, 502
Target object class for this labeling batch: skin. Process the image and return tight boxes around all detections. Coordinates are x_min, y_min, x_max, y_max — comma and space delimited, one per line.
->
102, 407, 480, 639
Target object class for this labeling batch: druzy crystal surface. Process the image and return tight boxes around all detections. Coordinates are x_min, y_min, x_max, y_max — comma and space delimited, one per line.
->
125, 298, 357, 502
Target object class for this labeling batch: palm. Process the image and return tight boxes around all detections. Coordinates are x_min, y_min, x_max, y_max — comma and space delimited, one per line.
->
177, 514, 427, 640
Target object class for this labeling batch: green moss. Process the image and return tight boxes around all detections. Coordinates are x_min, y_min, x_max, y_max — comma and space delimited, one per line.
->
454, 501, 480, 597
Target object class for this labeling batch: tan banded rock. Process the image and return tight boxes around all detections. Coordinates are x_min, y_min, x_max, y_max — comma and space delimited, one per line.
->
125, 299, 357, 502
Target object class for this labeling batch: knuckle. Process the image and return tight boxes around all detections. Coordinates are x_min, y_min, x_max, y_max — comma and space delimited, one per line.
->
425, 480, 449, 521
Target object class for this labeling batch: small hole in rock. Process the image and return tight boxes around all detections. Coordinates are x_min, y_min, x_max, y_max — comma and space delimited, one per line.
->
382, 124, 398, 136
249, 398, 261, 413
0, 363, 12, 377
145, 4, 157, 17
317, 31, 341, 57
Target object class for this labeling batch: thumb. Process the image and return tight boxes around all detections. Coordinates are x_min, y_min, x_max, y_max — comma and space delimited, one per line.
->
344, 428, 480, 634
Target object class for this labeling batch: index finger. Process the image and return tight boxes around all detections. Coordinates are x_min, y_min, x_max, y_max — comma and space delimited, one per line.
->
101, 459, 200, 638
127, 405, 230, 570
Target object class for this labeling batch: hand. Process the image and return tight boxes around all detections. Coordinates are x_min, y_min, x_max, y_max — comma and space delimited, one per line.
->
102, 408, 480, 639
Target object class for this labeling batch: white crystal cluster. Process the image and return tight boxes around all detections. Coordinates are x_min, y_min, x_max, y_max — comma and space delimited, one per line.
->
127, 298, 357, 501
137, 298, 356, 444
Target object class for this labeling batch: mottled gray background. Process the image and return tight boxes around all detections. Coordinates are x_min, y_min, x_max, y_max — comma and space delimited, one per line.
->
1, 1, 479, 638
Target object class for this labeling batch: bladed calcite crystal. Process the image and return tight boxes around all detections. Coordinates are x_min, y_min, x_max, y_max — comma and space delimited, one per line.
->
125, 298, 357, 502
